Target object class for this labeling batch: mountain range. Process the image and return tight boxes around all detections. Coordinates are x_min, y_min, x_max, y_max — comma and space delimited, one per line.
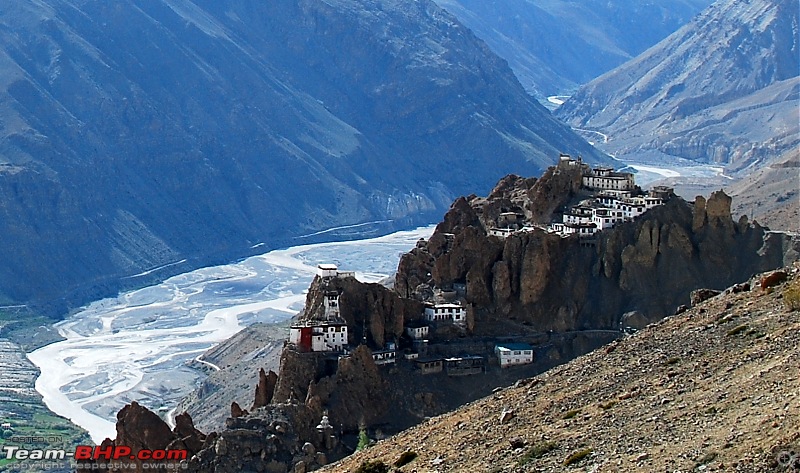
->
0, 0, 606, 313
557, 0, 799, 231
433, 0, 713, 98
557, 0, 799, 171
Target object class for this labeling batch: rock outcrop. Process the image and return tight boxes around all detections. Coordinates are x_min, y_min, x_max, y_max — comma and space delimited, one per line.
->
88, 401, 207, 472
303, 346, 389, 431
252, 368, 278, 410
397, 174, 797, 330
296, 275, 425, 349
186, 345, 390, 472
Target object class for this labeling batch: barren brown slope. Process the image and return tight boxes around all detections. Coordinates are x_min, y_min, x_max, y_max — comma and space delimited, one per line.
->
728, 151, 800, 233
322, 267, 800, 473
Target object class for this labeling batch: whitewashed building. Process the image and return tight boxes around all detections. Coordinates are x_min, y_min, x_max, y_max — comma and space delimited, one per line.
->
372, 347, 397, 365
289, 290, 348, 352
405, 322, 430, 340
597, 194, 646, 219
323, 290, 340, 319
645, 195, 665, 208
582, 167, 635, 191
563, 205, 594, 225
317, 264, 338, 278
488, 227, 515, 238
495, 343, 534, 367
424, 303, 466, 325
290, 321, 348, 352
591, 207, 625, 229
546, 159, 672, 240
316, 264, 355, 279
553, 222, 598, 238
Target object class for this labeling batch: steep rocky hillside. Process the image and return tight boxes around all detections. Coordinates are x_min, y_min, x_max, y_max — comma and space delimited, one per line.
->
396, 172, 798, 331
557, 0, 799, 172
0, 0, 606, 314
434, 0, 712, 98
173, 322, 288, 434
323, 267, 800, 473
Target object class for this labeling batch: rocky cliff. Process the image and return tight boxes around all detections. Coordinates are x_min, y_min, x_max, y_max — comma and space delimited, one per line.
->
295, 275, 426, 351
0, 0, 608, 314
397, 170, 797, 331
86, 401, 208, 472
93, 264, 800, 472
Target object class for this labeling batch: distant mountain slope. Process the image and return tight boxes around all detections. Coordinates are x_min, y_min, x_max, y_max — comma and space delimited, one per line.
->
557, 0, 799, 171
0, 0, 606, 313
728, 150, 800, 232
434, 0, 712, 98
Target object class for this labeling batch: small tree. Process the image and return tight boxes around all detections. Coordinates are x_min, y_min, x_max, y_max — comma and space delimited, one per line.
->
356, 428, 370, 451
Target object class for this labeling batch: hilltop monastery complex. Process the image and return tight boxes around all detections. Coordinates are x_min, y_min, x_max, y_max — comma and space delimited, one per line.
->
287, 155, 672, 376
490, 154, 673, 240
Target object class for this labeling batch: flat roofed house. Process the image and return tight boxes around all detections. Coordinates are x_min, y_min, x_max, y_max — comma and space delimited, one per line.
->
497, 212, 523, 228
563, 222, 598, 237
444, 355, 485, 376
372, 348, 397, 365
414, 358, 443, 374
290, 321, 348, 352
317, 264, 338, 278
649, 186, 674, 200
424, 303, 466, 325
495, 342, 534, 367
405, 322, 429, 340
488, 227, 515, 238
582, 167, 635, 191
